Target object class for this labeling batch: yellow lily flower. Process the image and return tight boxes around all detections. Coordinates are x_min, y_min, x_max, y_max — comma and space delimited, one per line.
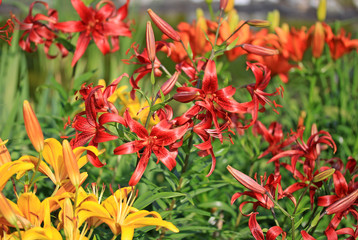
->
115, 86, 160, 127
3, 226, 63, 240
19, 138, 100, 188
0, 160, 34, 191
57, 198, 89, 240
76, 187, 179, 240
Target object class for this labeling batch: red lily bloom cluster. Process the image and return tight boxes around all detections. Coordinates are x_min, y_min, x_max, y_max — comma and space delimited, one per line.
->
13, 1, 68, 59
229, 119, 358, 239
13, 0, 131, 65
64, 8, 283, 186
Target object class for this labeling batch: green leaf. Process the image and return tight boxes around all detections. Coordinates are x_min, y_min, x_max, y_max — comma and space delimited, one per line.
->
56, 37, 76, 53
134, 192, 186, 209
311, 212, 321, 228
198, 201, 237, 217
226, 37, 239, 51
294, 217, 304, 230
73, 70, 97, 90
151, 103, 165, 112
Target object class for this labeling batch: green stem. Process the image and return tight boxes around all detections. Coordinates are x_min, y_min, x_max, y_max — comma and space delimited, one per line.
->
222, 21, 248, 46
267, 193, 295, 239
28, 151, 43, 190
293, 183, 311, 215
51, 184, 61, 197
270, 207, 280, 227
180, 40, 198, 73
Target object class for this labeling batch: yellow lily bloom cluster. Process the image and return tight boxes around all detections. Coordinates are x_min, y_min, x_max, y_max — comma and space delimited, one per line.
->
0, 101, 179, 240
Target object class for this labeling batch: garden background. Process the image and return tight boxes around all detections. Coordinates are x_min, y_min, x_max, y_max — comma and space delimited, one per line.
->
0, 0, 357, 239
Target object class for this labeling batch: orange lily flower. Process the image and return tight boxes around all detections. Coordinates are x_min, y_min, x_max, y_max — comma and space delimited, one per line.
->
324, 23, 358, 60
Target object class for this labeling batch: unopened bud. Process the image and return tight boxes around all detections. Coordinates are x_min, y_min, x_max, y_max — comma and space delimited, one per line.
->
312, 168, 335, 183
23, 100, 44, 152
62, 140, 80, 187
317, 0, 326, 22
267, 10, 280, 32
227, 165, 267, 195
325, 189, 358, 215
246, 19, 271, 28
146, 21, 156, 62
241, 44, 279, 56
0, 138, 11, 166
220, 0, 228, 10
147, 9, 181, 42
0, 193, 18, 227
224, 0, 235, 12
157, 71, 180, 98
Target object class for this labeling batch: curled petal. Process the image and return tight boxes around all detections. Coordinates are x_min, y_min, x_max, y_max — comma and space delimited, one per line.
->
128, 148, 151, 186
248, 213, 264, 240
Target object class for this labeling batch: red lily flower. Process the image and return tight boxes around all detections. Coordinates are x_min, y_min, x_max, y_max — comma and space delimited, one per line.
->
124, 41, 172, 99
71, 85, 126, 167
229, 167, 296, 214
268, 126, 336, 175
241, 62, 283, 128
14, 1, 68, 58
301, 230, 316, 240
114, 110, 189, 186
317, 170, 358, 230
0, 18, 14, 45
248, 212, 286, 240
76, 73, 128, 114
174, 60, 247, 142
55, 0, 131, 66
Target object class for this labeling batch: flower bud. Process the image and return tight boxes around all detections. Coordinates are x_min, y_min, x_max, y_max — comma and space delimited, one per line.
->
241, 44, 279, 56
0, 192, 18, 227
157, 71, 180, 98
0, 138, 11, 166
220, 0, 228, 10
146, 21, 156, 62
317, 0, 326, 22
147, 9, 181, 42
312, 168, 335, 183
310, 22, 325, 58
267, 10, 280, 32
227, 165, 267, 195
224, 0, 235, 12
62, 140, 80, 187
246, 19, 271, 28
23, 100, 44, 152
325, 189, 358, 215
